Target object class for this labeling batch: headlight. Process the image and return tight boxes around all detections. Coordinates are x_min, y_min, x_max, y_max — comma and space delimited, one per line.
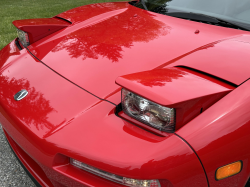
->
122, 89, 175, 132
17, 29, 30, 47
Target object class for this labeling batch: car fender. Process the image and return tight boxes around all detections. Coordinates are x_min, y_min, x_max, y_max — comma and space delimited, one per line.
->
177, 80, 250, 187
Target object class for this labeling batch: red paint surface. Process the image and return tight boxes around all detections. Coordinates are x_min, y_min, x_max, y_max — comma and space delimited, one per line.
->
0, 40, 207, 186
169, 35, 250, 85
27, 2, 250, 101
116, 67, 233, 106
177, 79, 250, 187
1, 1, 250, 187
0, 42, 100, 139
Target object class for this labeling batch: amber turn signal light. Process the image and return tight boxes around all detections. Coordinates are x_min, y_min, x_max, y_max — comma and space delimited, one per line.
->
216, 161, 242, 180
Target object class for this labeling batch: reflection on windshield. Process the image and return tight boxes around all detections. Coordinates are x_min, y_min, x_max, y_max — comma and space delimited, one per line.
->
52, 7, 171, 62
134, 0, 250, 29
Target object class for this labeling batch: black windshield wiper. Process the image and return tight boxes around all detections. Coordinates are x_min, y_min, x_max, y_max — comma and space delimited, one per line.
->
165, 12, 250, 31
140, 0, 148, 10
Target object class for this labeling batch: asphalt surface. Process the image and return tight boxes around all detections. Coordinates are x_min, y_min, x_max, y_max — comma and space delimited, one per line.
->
0, 125, 36, 187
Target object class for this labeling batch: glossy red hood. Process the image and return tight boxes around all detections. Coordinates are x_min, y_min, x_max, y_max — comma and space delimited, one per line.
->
28, 2, 250, 100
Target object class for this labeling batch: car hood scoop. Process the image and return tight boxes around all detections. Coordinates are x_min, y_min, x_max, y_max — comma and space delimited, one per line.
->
28, 2, 250, 101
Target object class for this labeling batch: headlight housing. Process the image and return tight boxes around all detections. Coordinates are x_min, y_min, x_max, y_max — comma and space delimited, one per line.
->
17, 29, 30, 47
122, 89, 175, 132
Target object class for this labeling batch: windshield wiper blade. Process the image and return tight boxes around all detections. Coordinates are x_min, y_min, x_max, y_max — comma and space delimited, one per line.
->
210, 16, 250, 31
165, 12, 250, 31
140, 0, 148, 10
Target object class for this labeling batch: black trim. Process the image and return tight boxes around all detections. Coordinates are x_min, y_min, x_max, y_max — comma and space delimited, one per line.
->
115, 103, 123, 115
174, 133, 210, 187
15, 39, 23, 50
239, 78, 250, 87
176, 66, 238, 88
3, 135, 42, 187
54, 16, 72, 24
25, 47, 117, 106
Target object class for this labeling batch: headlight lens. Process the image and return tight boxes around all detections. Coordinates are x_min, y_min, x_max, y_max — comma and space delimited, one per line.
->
122, 89, 175, 132
17, 29, 30, 47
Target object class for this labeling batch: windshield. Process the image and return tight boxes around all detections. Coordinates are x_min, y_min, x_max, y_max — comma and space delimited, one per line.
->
132, 0, 250, 30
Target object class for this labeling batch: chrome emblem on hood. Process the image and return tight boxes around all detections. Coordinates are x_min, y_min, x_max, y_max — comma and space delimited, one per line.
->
14, 89, 28, 101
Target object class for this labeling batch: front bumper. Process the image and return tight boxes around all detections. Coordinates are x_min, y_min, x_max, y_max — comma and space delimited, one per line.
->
2, 127, 125, 187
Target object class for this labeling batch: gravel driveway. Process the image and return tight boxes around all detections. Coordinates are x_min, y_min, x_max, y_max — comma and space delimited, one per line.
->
0, 125, 36, 187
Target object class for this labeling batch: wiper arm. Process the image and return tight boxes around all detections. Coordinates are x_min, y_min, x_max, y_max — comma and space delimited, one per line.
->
165, 12, 250, 31
140, 0, 148, 10
209, 15, 250, 31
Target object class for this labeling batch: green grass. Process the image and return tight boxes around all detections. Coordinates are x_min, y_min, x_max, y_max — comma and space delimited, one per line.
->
0, 0, 124, 50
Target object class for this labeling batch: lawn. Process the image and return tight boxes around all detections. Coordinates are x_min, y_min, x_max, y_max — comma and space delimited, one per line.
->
0, 0, 124, 50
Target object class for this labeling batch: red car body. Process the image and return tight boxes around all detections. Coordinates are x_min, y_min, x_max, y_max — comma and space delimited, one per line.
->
1, 1, 250, 187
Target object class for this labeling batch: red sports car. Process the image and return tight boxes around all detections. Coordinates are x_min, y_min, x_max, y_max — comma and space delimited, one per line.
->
1, 0, 250, 186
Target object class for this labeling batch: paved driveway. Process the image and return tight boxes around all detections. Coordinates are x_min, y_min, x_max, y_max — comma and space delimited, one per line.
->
0, 125, 36, 187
